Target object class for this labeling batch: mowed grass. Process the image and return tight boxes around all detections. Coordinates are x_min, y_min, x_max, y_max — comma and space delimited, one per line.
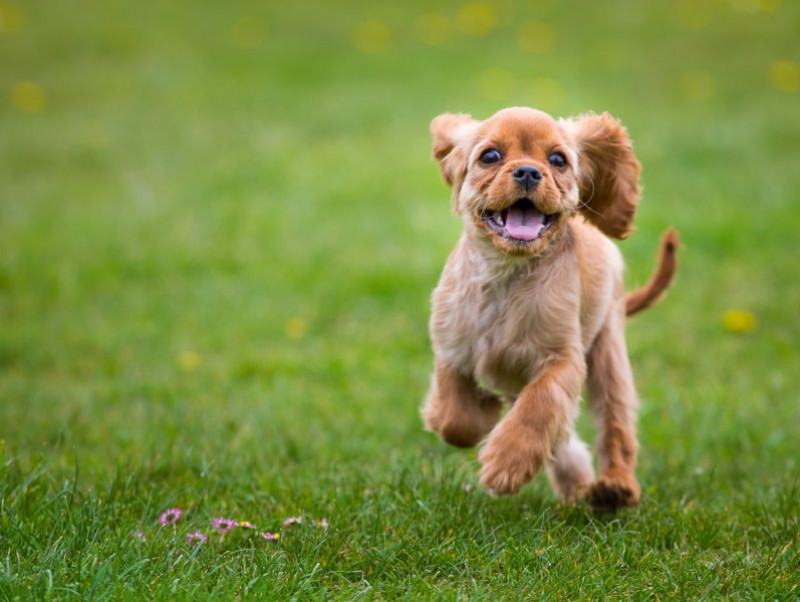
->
1, 0, 799, 598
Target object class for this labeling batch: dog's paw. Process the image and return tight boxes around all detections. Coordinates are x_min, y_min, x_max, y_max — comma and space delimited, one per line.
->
586, 474, 640, 512
478, 420, 548, 496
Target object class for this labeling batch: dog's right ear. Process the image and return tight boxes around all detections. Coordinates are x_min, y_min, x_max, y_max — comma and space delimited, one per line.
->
430, 113, 477, 208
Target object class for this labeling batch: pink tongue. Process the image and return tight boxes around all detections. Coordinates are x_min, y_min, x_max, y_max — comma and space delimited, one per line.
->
504, 204, 544, 241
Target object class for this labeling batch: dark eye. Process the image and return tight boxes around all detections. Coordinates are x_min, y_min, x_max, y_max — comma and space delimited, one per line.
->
479, 149, 502, 164
548, 152, 567, 168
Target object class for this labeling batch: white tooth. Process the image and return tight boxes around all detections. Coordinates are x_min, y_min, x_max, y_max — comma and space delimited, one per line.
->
496, 211, 506, 226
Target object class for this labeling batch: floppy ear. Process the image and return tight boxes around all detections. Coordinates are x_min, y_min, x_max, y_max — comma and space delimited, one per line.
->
566, 112, 641, 239
430, 113, 477, 211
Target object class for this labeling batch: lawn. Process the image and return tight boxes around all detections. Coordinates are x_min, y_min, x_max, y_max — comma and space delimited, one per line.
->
1, 0, 799, 598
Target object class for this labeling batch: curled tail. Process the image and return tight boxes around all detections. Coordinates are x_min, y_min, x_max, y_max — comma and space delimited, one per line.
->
626, 228, 680, 317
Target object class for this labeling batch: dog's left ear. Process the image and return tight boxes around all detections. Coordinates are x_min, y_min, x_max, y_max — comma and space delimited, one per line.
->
431, 113, 478, 211
563, 112, 641, 239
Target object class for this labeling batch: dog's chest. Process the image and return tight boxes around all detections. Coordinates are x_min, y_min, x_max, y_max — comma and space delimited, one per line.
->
431, 268, 561, 396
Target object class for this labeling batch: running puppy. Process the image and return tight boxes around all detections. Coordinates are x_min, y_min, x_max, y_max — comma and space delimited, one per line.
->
422, 107, 677, 511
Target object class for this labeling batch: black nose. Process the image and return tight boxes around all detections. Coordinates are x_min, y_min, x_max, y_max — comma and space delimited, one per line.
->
512, 165, 543, 189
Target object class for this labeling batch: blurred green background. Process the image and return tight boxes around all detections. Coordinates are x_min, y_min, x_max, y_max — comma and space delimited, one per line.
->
1, 0, 799, 597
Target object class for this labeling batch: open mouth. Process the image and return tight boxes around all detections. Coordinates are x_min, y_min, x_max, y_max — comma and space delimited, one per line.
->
480, 199, 558, 242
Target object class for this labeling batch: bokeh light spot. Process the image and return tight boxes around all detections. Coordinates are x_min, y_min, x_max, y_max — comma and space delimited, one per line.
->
770, 60, 800, 93
517, 21, 555, 54
476, 68, 514, 101
352, 20, 392, 54
12, 81, 46, 113
231, 16, 266, 49
285, 317, 308, 340
178, 352, 202, 372
415, 13, 451, 46
680, 70, 716, 102
756, 0, 782, 11
722, 310, 757, 333
0, 1, 23, 33
457, 3, 497, 37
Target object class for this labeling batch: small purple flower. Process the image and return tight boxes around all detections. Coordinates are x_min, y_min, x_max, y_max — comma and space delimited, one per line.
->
282, 516, 303, 527
313, 518, 329, 529
158, 507, 182, 526
186, 531, 208, 546
212, 517, 238, 532
129, 530, 145, 541
261, 532, 280, 541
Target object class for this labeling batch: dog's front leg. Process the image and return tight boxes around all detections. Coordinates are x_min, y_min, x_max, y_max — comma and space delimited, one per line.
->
422, 359, 503, 448
478, 354, 585, 495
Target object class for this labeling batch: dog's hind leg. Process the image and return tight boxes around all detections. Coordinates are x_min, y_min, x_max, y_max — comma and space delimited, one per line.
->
585, 299, 641, 511
421, 359, 503, 448
546, 427, 595, 502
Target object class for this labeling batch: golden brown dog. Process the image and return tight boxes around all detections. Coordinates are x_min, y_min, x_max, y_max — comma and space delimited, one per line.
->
422, 107, 677, 511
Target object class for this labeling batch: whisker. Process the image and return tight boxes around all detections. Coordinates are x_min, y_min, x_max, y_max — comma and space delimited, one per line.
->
578, 174, 603, 216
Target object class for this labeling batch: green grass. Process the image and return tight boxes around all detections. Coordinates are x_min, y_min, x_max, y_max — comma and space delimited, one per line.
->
2, 0, 799, 598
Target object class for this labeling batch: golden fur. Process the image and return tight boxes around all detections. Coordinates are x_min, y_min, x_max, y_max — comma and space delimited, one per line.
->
422, 107, 677, 511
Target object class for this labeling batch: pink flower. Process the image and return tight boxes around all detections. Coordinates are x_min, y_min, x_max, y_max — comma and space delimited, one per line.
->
129, 530, 145, 541
158, 507, 182, 526
212, 517, 238, 532
186, 531, 208, 545
282, 516, 303, 527
261, 532, 280, 541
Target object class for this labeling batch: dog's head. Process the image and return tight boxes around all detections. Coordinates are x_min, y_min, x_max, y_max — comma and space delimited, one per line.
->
431, 107, 641, 256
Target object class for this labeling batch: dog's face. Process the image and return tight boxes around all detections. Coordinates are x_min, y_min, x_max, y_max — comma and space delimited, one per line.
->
459, 108, 578, 256
431, 107, 641, 257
